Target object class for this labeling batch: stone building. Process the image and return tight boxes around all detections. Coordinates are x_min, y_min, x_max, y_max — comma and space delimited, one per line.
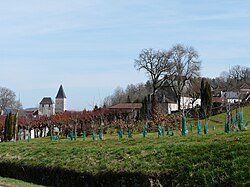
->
38, 85, 67, 116
38, 97, 55, 116
55, 85, 67, 113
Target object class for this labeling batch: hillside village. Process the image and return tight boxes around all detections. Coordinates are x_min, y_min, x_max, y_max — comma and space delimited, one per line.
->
0, 80, 249, 141
10, 81, 250, 119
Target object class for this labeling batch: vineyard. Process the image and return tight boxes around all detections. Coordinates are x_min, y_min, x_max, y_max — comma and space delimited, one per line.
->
0, 106, 249, 186
1, 102, 249, 141
0, 108, 183, 141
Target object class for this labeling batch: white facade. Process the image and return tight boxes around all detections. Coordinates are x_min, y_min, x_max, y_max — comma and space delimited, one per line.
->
167, 97, 201, 114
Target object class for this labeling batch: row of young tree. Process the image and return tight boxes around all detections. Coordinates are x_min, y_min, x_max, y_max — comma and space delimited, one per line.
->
0, 107, 183, 142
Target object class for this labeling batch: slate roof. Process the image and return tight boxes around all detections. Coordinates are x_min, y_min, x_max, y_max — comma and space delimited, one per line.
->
155, 81, 178, 103
222, 91, 240, 99
56, 85, 67, 99
40, 97, 54, 105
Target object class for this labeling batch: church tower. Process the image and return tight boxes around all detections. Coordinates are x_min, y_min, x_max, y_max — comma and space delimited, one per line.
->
55, 85, 67, 114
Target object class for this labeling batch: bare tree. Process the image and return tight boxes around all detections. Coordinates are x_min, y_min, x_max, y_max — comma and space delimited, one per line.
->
229, 65, 250, 88
134, 48, 173, 117
168, 44, 201, 111
188, 77, 201, 108
0, 87, 22, 112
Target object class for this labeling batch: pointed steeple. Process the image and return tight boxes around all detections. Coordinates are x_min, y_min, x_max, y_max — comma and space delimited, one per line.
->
56, 85, 66, 99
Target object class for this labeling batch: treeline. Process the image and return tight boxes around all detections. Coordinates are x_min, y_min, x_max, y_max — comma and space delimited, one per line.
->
103, 82, 152, 107
210, 65, 250, 92
104, 64, 250, 107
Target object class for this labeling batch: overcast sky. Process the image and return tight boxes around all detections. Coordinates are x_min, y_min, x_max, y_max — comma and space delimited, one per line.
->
0, 0, 250, 110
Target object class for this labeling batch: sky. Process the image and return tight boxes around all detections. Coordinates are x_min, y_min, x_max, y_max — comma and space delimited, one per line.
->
0, 0, 250, 110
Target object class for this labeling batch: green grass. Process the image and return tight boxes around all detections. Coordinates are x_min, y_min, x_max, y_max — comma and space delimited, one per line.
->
0, 106, 250, 186
0, 176, 44, 187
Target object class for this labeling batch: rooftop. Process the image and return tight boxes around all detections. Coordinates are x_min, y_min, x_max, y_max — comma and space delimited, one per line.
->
56, 85, 67, 99
40, 97, 54, 105
109, 103, 142, 110
240, 83, 250, 90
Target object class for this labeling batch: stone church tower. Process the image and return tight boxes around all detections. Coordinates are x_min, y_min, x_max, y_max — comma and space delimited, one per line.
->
55, 85, 67, 113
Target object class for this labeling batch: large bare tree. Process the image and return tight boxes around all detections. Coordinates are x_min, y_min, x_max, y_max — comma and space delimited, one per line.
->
168, 44, 201, 111
0, 87, 22, 112
134, 48, 173, 117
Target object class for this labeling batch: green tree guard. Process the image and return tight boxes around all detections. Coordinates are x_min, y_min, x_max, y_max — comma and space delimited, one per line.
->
171, 129, 175, 136
157, 126, 162, 137
118, 129, 123, 139
55, 134, 59, 141
182, 117, 188, 136
190, 124, 193, 132
128, 128, 133, 138
198, 121, 202, 135
224, 121, 230, 133
28, 134, 31, 143
83, 131, 87, 141
92, 131, 96, 141
239, 112, 244, 130
204, 123, 208, 134
167, 127, 170, 136
143, 125, 147, 138
74, 132, 77, 140
161, 127, 165, 137
245, 121, 249, 128
99, 131, 103, 140
69, 131, 73, 140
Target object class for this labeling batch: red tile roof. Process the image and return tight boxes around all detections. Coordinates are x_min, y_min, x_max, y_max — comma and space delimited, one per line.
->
212, 97, 224, 103
109, 103, 142, 110
240, 83, 250, 89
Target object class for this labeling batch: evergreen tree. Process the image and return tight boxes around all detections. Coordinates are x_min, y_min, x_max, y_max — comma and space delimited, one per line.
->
205, 81, 212, 118
126, 95, 131, 103
200, 78, 206, 118
3, 113, 9, 141
6, 112, 13, 141
140, 96, 148, 119
13, 113, 18, 141
200, 79, 212, 119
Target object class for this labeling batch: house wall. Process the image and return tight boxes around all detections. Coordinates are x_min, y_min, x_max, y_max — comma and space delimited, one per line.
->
227, 99, 241, 103
166, 97, 201, 114
179, 97, 201, 110
150, 97, 201, 115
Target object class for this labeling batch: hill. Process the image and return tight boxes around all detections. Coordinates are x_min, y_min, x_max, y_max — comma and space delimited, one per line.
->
0, 106, 249, 186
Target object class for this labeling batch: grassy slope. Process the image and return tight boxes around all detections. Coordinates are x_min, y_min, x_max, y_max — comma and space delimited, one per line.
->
0, 106, 249, 186
0, 176, 44, 187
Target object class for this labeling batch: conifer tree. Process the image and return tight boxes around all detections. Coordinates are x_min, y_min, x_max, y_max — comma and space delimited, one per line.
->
3, 113, 9, 142
205, 81, 212, 118
13, 113, 18, 141
6, 112, 13, 141
200, 79, 212, 119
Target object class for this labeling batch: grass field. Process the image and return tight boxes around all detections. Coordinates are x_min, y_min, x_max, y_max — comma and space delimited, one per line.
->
0, 106, 249, 186
0, 176, 44, 187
